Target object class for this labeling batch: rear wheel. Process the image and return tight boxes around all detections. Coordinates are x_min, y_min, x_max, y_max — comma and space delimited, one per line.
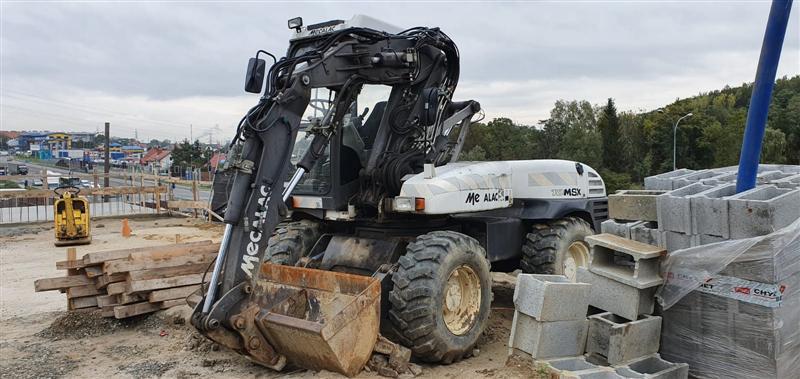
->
265, 220, 321, 266
389, 231, 491, 363
520, 217, 593, 281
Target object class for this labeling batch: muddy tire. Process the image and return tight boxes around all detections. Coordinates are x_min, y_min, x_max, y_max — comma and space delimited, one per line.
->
265, 220, 321, 266
388, 231, 491, 364
520, 217, 593, 281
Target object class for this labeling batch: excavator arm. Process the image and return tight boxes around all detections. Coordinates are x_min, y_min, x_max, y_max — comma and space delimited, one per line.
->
191, 18, 479, 375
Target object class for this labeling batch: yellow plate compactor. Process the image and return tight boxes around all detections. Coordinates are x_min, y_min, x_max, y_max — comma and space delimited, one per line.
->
53, 186, 91, 246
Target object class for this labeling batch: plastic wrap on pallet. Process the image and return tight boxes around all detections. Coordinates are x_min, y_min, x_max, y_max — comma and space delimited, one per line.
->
655, 218, 800, 379
656, 218, 799, 309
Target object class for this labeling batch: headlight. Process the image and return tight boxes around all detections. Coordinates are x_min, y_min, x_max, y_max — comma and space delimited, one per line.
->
393, 197, 414, 212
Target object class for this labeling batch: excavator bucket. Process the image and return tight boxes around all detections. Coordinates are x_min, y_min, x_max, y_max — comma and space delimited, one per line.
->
252, 263, 381, 377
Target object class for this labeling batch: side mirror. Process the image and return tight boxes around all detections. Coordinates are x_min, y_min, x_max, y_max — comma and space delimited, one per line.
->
244, 57, 266, 94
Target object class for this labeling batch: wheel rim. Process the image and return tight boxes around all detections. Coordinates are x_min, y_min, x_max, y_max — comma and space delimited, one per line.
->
442, 265, 481, 336
563, 241, 590, 282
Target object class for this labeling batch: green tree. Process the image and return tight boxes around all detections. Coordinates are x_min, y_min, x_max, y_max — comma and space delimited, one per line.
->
460, 145, 487, 161
761, 128, 787, 164
598, 98, 621, 171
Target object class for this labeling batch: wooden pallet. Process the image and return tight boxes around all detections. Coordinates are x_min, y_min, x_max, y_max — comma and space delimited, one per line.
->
34, 242, 217, 319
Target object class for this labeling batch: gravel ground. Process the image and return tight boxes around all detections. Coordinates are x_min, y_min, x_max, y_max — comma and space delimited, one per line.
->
1, 216, 530, 379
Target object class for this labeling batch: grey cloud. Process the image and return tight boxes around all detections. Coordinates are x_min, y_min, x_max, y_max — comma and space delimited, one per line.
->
1, 2, 798, 137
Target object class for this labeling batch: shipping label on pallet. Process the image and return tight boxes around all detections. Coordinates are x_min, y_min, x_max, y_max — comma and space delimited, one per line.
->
695, 275, 786, 308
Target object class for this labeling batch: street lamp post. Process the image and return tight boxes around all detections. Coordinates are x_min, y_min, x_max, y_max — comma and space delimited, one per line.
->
673, 113, 693, 171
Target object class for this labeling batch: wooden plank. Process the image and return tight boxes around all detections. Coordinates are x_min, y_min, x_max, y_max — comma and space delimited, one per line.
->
113, 302, 161, 319
167, 200, 207, 209
55, 260, 89, 270
83, 240, 213, 265
0, 185, 167, 200
96, 295, 119, 307
160, 299, 186, 309
84, 266, 104, 278
95, 273, 126, 289
68, 296, 98, 310
102, 246, 218, 274
100, 306, 116, 318
66, 247, 77, 261
148, 285, 200, 303
119, 292, 147, 305
106, 282, 127, 295
126, 273, 204, 294
35, 275, 92, 292
66, 284, 100, 298
127, 263, 208, 281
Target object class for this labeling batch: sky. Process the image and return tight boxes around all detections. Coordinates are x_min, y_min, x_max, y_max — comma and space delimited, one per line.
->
1, 1, 798, 143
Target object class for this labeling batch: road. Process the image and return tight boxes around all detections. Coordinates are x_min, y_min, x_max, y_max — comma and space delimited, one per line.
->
2, 158, 210, 201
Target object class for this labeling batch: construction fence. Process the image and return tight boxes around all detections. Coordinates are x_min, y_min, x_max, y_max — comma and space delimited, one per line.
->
0, 171, 217, 224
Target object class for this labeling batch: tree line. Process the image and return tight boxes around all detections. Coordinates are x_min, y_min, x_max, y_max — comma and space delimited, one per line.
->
460, 75, 800, 192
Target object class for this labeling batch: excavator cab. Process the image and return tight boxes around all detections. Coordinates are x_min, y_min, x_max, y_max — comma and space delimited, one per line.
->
53, 186, 91, 246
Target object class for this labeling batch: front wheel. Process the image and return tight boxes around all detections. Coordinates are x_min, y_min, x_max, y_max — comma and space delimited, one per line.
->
520, 217, 593, 281
264, 220, 321, 266
388, 231, 492, 364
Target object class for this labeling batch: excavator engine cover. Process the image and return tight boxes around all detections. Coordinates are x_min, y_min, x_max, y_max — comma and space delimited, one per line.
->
251, 263, 381, 377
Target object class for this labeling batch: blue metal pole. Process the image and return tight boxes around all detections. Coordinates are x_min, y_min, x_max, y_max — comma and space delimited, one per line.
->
736, 0, 794, 193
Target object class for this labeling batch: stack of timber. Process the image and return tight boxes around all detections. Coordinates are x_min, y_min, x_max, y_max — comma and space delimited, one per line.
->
34, 241, 217, 319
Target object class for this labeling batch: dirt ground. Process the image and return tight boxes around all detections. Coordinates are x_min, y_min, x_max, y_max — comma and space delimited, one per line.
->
0, 216, 538, 379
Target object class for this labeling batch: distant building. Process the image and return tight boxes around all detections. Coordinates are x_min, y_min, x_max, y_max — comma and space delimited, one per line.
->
16, 132, 49, 151
70, 132, 96, 143
140, 148, 172, 173
46, 132, 72, 150
122, 145, 145, 159
209, 152, 227, 171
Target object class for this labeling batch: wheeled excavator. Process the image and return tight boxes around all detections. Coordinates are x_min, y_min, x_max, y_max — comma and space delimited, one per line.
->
193, 15, 608, 377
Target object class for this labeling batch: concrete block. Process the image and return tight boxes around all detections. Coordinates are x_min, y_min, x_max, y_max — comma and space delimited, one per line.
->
727, 185, 800, 238
542, 357, 624, 379
586, 312, 662, 364
773, 173, 800, 189
586, 234, 664, 289
700, 172, 737, 186
600, 220, 644, 239
630, 222, 660, 246
661, 231, 693, 252
694, 234, 725, 246
608, 190, 664, 222
514, 274, 591, 321
643, 169, 694, 190
689, 184, 737, 238
614, 354, 689, 379
671, 170, 717, 189
508, 311, 588, 359
577, 268, 657, 321
757, 170, 793, 184
657, 183, 714, 233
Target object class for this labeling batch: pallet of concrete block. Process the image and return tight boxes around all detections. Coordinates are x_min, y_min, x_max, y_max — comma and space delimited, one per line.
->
34, 240, 218, 319
655, 183, 799, 251
657, 218, 800, 379
643, 165, 800, 191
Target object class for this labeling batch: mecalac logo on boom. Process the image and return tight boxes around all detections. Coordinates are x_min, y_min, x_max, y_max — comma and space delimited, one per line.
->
309, 26, 336, 36
241, 184, 271, 278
